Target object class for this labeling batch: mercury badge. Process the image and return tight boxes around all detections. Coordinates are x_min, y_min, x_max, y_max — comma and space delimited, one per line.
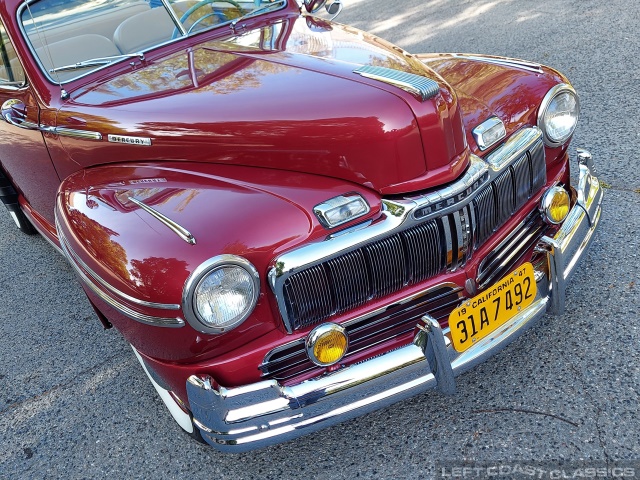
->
107, 134, 152, 146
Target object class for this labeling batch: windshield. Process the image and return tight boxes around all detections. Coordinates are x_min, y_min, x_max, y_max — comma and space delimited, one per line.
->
19, 0, 287, 83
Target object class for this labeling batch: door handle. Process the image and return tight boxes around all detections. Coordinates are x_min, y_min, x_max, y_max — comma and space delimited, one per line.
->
1, 99, 40, 130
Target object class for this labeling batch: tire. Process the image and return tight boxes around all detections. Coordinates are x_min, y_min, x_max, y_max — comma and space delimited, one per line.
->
1, 169, 36, 235
6, 205, 36, 235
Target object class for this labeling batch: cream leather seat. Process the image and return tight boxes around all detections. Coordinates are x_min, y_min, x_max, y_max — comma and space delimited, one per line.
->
113, 7, 176, 54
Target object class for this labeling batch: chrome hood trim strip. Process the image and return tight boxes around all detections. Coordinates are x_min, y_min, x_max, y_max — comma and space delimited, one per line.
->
129, 197, 196, 245
354, 65, 440, 101
450, 54, 544, 73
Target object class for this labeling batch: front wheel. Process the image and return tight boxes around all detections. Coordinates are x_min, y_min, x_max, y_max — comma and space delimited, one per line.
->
1, 169, 36, 235
5, 204, 36, 234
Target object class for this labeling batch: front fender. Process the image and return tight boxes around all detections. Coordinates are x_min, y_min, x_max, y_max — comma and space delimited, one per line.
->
55, 161, 381, 367
418, 53, 570, 157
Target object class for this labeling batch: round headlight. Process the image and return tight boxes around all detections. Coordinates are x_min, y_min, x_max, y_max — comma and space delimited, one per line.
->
537, 83, 580, 147
183, 255, 259, 334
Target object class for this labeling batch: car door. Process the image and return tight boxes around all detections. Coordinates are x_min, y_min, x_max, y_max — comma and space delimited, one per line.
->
0, 20, 60, 226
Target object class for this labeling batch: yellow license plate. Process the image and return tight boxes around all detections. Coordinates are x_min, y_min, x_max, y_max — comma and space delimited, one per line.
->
449, 263, 537, 352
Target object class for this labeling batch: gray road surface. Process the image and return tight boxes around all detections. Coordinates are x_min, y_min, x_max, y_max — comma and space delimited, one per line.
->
1, 0, 639, 478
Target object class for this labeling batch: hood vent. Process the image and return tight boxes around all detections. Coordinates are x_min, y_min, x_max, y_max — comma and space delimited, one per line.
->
354, 65, 440, 102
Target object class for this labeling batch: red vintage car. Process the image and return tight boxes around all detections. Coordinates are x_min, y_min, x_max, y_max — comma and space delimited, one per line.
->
0, 0, 602, 451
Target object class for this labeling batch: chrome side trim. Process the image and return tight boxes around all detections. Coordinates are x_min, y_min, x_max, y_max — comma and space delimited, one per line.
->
128, 197, 196, 245
58, 228, 180, 310
354, 65, 440, 101
270, 127, 544, 331
451, 54, 544, 74
54, 127, 103, 141
57, 227, 184, 327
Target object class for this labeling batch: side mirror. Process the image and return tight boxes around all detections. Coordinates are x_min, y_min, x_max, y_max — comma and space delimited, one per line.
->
325, 0, 343, 16
303, 0, 327, 13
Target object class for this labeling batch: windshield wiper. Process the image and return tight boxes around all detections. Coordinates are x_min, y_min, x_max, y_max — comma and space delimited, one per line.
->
49, 52, 145, 73
230, 0, 287, 31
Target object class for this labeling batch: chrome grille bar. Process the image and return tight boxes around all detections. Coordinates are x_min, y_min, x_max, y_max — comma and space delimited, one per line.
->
401, 220, 443, 283
327, 250, 370, 314
365, 235, 406, 298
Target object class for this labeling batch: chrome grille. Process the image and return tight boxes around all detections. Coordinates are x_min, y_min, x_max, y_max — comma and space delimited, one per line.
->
282, 264, 333, 327
401, 220, 444, 283
261, 285, 464, 382
513, 153, 532, 205
364, 235, 406, 298
473, 184, 496, 246
494, 169, 515, 225
530, 141, 547, 191
280, 131, 547, 331
327, 250, 370, 314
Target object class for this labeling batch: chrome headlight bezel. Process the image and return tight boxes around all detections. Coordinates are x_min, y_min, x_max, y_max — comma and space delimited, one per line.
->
182, 255, 260, 334
537, 83, 580, 147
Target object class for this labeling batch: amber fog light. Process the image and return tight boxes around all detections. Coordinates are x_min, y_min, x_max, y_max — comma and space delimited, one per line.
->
306, 323, 348, 366
540, 186, 570, 224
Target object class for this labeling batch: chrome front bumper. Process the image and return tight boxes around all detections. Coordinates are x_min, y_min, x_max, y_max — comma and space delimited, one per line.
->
186, 152, 603, 452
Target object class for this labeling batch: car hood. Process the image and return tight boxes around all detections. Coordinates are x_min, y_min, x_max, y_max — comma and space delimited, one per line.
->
56, 14, 468, 195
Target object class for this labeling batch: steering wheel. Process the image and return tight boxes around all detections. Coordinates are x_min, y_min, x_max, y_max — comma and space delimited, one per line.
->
172, 0, 247, 38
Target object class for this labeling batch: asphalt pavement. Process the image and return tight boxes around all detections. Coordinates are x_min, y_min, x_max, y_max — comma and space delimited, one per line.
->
1, 0, 639, 478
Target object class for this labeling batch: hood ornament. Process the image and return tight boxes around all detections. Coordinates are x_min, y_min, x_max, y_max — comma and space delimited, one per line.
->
353, 65, 440, 102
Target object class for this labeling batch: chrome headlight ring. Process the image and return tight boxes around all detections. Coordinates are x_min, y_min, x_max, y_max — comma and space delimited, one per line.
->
537, 83, 580, 147
182, 255, 260, 334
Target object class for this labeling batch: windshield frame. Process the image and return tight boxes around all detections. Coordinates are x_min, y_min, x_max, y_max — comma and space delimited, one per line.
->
17, 0, 289, 85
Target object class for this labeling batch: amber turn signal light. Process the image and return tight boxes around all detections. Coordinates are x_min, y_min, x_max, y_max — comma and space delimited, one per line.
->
306, 323, 348, 366
540, 186, 570, 224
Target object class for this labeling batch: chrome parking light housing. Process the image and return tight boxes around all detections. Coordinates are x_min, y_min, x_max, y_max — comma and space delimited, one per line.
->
472, 116, 506, 150
182, 255, 260, 334
314, 193, 370, 229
